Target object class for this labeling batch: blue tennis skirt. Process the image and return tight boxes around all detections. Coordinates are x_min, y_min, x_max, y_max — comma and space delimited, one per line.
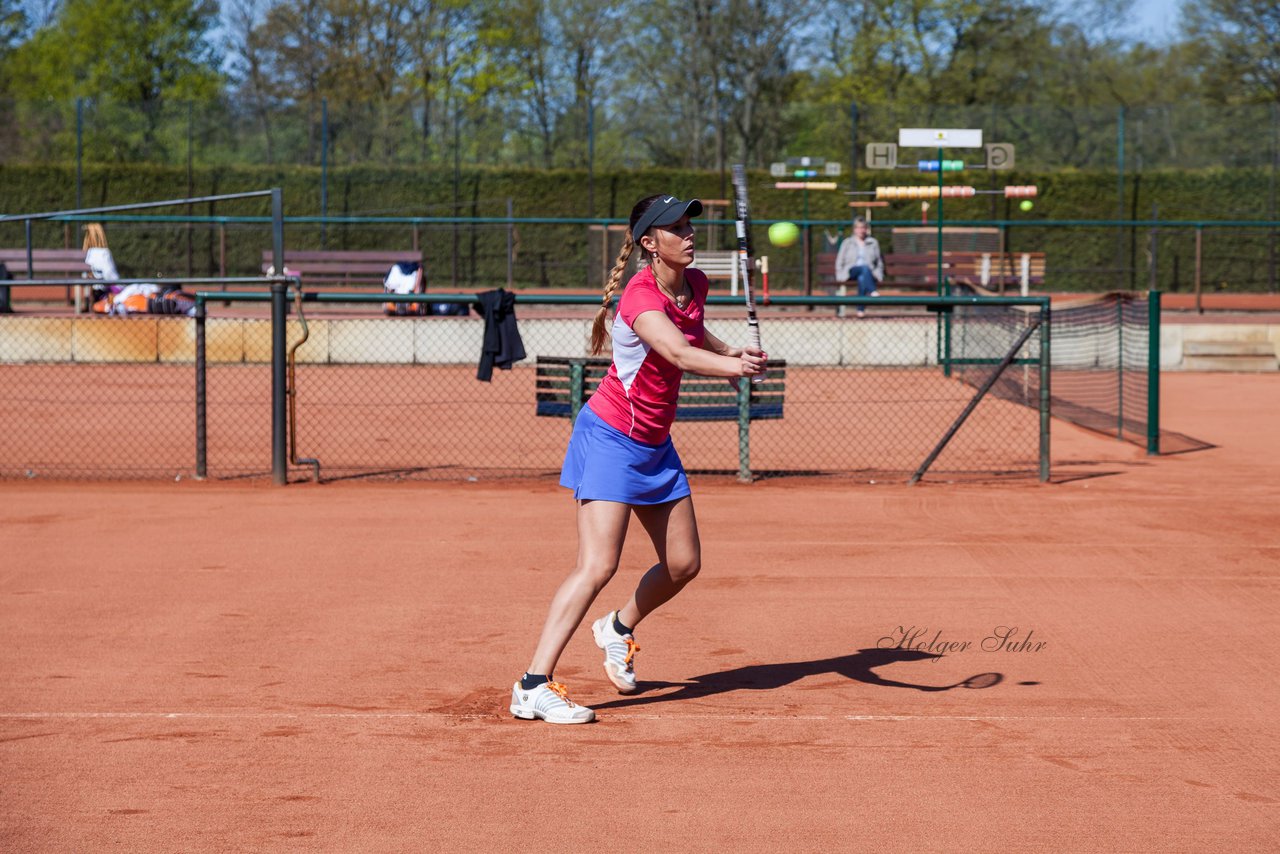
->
559, 404, 690, 504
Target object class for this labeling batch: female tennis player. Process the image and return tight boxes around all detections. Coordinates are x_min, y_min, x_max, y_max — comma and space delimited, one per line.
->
510, 194, 767, 724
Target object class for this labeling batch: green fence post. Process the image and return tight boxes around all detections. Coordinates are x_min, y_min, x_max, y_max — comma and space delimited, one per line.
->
195, 295, 207, 480
1117, 295, 1124, 439
943, 296, 953, 378
321, 99, 329, 249
737, 377, 751, 482
936, 144, 944, 294
270, 188, 287, 486
1039, 298, 1051, 482
569, 361, 585, 422
75, 98, 83, 209
1117, 106, 1126, 291
1147, 290, 1161, 455
24, 220, 33, 278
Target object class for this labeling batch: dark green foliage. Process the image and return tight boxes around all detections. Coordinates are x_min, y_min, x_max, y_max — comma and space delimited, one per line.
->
1, 162, 1276, 291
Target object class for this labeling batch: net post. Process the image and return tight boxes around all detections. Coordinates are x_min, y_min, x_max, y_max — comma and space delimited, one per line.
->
271, 279, 287, 485
737, 377, 752, 482
1039, 298, 1051, 482
270, 187, 287, 486
1194, 226, 1203, 314
195, 295, 207, 480
1116, 295, 1124, 439
1146, 290, 1161, 455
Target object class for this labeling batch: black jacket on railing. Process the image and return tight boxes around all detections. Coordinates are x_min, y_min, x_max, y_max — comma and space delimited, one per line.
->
476, 288, 526, 381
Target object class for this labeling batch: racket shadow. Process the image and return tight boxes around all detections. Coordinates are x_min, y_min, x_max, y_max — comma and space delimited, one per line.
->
592, 648, 1004, 711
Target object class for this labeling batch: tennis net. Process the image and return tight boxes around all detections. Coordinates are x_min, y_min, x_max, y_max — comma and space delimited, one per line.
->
958, 291, 1210, 455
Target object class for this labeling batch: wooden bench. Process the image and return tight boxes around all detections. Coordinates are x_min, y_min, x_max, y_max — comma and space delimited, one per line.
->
0, 248, 91, 306
818, 250, 1046, 295
534, 355, 787, 481
261, 249, 423, 288
949, 251, 1046, 295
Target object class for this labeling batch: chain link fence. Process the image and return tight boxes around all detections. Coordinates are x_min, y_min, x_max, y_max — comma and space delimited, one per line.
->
262, 295, 1049, 484
0, 290, 1060, 483
0, 280, 219, 479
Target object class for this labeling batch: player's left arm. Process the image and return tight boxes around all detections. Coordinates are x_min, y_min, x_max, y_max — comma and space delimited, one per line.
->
701, 327, 741, 359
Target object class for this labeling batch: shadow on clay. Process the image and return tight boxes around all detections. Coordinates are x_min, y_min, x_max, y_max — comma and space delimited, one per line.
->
592, 647, 1012, 711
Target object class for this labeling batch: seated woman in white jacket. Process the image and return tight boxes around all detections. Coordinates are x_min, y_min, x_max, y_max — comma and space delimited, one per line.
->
834, 216, 884, 317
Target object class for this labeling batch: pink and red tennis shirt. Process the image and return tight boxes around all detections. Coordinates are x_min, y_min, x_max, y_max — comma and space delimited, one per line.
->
588, 266, 709, 445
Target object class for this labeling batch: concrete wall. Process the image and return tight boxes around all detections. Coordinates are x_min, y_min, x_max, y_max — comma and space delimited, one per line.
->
0, 314, 1275, 370
1159, 323, 1280, 370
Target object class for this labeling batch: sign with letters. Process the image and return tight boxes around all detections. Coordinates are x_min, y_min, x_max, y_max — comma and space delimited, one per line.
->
985, 143, 1015, 170
865, 143, 897, 170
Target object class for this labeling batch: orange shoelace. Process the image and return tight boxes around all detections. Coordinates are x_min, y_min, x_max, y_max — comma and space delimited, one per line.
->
624, 637, 640, 669
546, 681, 577, 707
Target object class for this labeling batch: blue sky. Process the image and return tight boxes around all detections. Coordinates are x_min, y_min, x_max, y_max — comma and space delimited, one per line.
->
1130, 0, 1180, 43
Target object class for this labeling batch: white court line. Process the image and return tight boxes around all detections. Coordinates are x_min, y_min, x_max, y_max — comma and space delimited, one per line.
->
0, 711, 1208, 723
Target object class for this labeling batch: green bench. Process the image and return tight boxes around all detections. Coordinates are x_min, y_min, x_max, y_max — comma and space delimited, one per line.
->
535, 355, 787, 481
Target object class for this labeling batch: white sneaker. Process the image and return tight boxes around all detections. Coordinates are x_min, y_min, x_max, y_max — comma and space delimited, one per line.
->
592, 611, 640, 694
509, 681, 595, 724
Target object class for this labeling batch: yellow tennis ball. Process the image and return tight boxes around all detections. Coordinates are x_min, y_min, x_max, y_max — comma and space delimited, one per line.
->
1019, 199, 1033, 212
768, 221, 800, 248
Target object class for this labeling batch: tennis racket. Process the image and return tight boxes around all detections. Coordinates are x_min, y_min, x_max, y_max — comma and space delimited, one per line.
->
731, 164, 765, 383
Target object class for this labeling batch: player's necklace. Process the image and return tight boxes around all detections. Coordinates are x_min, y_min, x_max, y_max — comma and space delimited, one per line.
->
656, 270, 690, 309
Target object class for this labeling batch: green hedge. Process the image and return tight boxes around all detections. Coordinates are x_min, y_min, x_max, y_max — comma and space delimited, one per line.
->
1, 163, 1277, 291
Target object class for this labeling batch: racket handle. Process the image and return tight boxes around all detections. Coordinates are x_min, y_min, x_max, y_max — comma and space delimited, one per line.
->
747, 323, 765, 384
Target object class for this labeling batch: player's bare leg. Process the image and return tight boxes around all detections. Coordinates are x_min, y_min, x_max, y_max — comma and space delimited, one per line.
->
620, 494, 701, 629
590, 495, 700, 693
526, 499, 630, 677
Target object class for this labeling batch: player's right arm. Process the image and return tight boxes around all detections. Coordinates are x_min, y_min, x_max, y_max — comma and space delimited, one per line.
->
633, 311, 765, 378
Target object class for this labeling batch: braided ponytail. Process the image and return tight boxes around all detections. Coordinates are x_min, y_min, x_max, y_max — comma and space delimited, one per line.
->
589, 194, 663, 355
590, 232, 635, 354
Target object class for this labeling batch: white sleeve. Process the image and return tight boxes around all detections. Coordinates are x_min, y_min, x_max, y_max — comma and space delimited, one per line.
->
833, 239, 852, 283
85, 247, 119, 281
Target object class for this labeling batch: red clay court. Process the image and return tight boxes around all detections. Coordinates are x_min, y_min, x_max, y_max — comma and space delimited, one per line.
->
1, 371, 1277, 851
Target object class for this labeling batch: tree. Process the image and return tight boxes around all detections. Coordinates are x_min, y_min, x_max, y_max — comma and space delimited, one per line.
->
0, 1, 26, 94
1183, 0, 1280, 104
10, 0, 221, 102
720, 0, 806, 165
223, 0, 279, 161
615, 0, 807, 170
1, 0, 25, 54
550, 0, 622, 169
5, 0, 223, 159
407, 0, 477, 163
